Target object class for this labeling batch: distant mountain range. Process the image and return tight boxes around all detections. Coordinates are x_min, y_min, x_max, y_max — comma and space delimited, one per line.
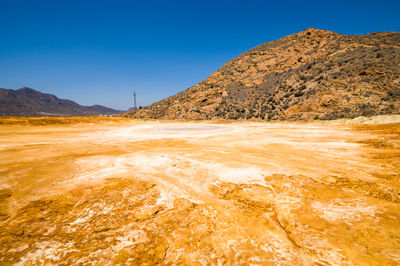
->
124, 28, 400, 120
0, 87, 121, 116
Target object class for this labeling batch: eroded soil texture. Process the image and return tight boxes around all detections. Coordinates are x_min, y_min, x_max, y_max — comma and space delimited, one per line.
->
0, 116, 400, 265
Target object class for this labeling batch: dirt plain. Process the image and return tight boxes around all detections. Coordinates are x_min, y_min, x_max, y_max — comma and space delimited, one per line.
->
0, 116, 399, 265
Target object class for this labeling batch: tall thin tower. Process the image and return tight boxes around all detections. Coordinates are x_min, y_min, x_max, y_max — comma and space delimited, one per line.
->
133, 92, 137, 110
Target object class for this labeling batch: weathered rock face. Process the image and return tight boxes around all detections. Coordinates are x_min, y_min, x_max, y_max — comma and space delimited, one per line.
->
124, 28, 400, 120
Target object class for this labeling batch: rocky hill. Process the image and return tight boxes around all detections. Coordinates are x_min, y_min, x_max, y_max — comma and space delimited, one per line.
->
0, 87, 121, 116
124, 28, 400, 120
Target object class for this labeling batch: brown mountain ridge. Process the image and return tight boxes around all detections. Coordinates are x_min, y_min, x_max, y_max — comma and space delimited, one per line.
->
0, 87, 121, 116
124, 28, 400, 120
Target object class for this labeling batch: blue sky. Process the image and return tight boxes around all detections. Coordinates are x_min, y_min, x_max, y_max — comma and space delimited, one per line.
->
1, 0, 399, 110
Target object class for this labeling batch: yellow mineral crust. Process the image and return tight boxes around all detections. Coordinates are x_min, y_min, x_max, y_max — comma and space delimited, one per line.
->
0, 116, 399, 265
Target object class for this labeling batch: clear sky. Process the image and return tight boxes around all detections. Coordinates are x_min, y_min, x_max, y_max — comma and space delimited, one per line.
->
1, 0, 399, 110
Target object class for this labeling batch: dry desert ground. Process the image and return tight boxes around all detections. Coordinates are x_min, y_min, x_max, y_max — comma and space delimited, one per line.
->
0, 116, 400, 265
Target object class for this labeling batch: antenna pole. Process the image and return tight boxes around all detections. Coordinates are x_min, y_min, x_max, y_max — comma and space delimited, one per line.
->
133, 92, 137, 110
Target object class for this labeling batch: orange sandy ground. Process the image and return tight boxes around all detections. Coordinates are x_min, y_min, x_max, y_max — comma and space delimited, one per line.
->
0, 116, 399, 265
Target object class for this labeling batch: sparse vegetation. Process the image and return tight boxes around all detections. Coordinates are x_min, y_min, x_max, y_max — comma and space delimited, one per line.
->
124, 29, 400, 121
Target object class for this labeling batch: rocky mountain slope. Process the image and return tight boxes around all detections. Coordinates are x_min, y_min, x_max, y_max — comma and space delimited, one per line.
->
124, 28, 400, 120
0, 87, 121, 116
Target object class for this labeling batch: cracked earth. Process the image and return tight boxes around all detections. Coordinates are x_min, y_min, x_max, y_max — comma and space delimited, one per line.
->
0, 116, 399, 265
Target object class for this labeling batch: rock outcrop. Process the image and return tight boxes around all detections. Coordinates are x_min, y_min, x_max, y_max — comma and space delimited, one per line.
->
124, 28, 400, 120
